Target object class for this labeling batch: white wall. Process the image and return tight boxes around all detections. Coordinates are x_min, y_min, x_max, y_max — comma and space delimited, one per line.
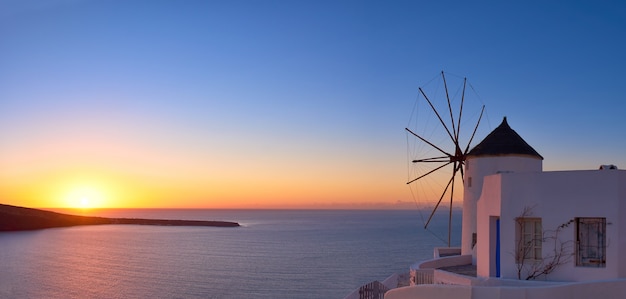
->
476, 175, 502, 278
385, 278, 626, 299
619, 171, 626, 278
482, 169, 625, 281
385, 284, 472, 299
463, 156, 542, 259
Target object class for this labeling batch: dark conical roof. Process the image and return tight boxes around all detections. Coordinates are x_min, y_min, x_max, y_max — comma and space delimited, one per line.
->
467, 117, 543, 159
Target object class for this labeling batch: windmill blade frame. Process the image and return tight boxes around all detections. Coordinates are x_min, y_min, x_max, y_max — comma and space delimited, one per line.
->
406, 71, 487, 247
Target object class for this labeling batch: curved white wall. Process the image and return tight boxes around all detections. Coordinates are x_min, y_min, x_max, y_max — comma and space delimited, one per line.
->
385, 278, 626, 299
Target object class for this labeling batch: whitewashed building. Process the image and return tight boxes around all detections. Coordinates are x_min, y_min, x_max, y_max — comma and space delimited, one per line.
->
385, 117, 626, 299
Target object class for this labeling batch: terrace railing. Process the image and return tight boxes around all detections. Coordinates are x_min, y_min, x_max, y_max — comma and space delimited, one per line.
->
410, 268, 434, 285
357, 281, 389, 299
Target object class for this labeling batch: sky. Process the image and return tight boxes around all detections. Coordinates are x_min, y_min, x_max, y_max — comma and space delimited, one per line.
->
1, 0, 625, 209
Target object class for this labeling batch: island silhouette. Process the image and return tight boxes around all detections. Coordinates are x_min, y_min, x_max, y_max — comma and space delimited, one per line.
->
0, 203, 240, 231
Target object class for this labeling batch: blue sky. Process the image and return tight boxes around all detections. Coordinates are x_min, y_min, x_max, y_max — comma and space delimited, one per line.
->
1, 0, 625, 208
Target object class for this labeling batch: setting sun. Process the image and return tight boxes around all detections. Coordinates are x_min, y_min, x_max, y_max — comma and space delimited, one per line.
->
65, 185, 106, 209
79, 197, 90, 208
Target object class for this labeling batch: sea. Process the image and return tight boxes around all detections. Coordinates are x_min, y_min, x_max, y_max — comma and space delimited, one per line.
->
0, 209, 461, 299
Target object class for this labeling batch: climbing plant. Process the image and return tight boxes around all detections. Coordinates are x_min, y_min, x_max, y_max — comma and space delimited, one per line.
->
514, 206, 574, 280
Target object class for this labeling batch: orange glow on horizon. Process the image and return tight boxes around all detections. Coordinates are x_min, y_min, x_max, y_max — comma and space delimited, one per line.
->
0, 153, 456, 209
0, 137, 415, 209
0, 165, 414, 209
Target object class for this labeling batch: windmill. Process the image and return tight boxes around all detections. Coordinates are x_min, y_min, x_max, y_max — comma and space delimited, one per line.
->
406, 71, 485, 247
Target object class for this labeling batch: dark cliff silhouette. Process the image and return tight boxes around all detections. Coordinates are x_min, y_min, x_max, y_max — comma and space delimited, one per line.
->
0, 203, 239, 231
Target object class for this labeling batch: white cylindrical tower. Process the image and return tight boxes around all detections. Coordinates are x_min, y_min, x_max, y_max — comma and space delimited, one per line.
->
462, 117, 543, 263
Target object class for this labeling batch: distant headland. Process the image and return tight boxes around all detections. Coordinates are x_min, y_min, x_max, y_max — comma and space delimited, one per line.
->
0, 204, 240, 231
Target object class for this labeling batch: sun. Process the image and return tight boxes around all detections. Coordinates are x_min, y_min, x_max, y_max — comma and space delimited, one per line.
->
65, 185, 106, 209
79, 197, 91, 208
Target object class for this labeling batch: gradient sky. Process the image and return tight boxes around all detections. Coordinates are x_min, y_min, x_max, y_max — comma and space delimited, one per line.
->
1, 0, 625, 209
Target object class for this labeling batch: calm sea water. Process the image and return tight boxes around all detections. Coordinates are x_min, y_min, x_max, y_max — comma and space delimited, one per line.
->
0, 209, 461, 298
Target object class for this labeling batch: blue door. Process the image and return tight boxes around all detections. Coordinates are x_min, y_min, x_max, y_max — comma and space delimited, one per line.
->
496, 218, 501, 277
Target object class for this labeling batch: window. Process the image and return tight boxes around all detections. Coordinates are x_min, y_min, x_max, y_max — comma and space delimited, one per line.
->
516, 217, 542, 263
576, 217, 606, 267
